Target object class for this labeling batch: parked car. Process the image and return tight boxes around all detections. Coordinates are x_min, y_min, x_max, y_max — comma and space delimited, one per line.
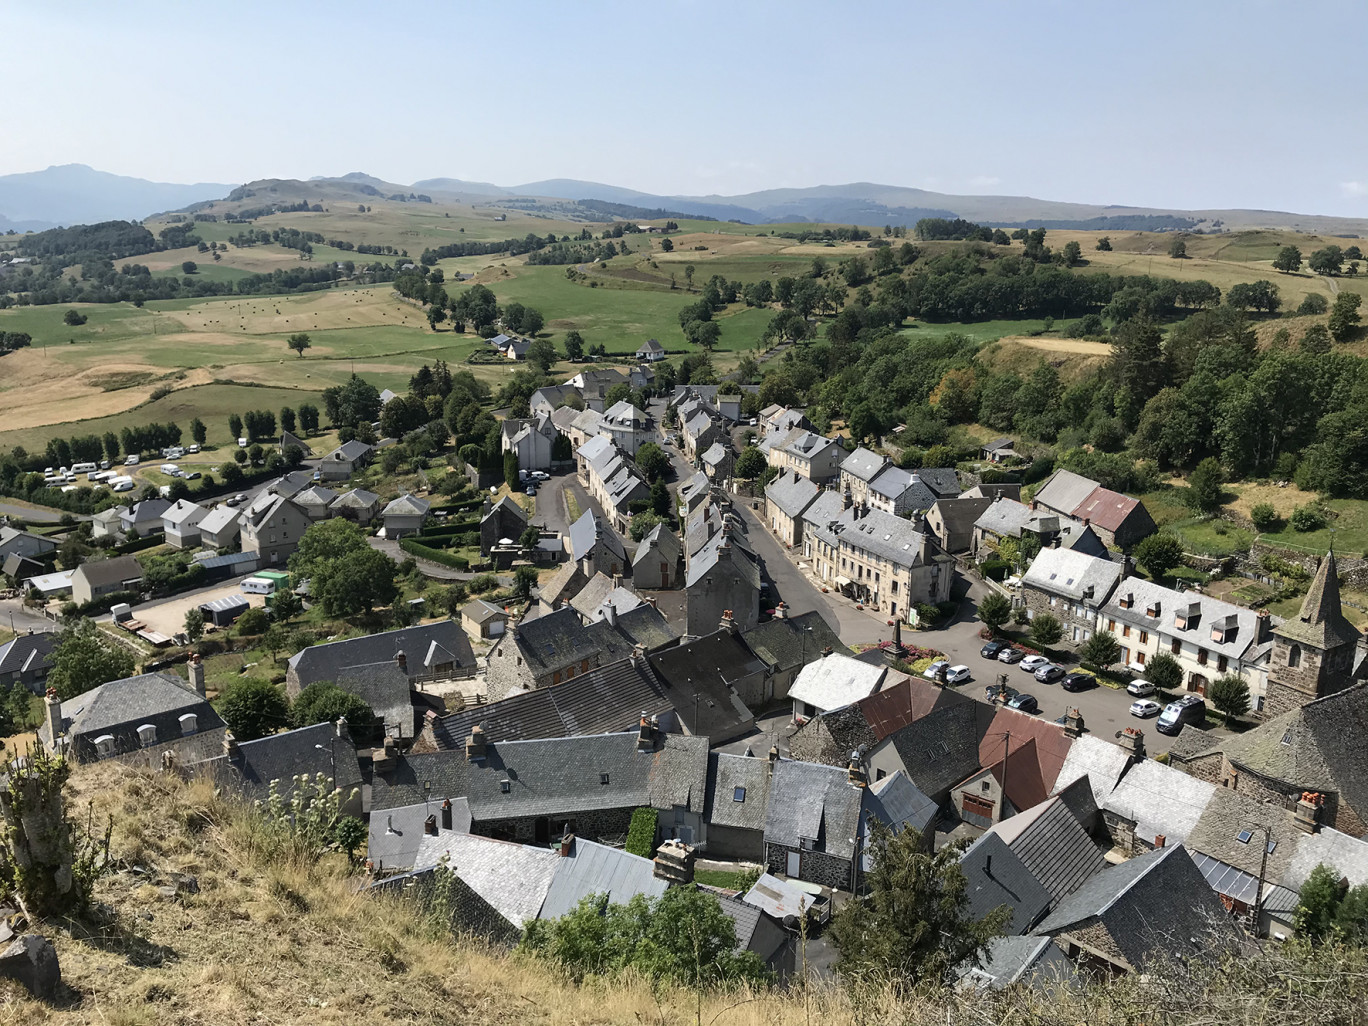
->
943, 665, 972, 685
1019, 655, 1050, 672
1035, 664, 1066, 684
997, 647, 1025, 664
1006, 693, 1040, 714
233, 493, 249, 506
1127, 679, 1156, 697
1130, 698, 1162, 718
525, 484, 537, 496
1157, 695, 1207, 735
981, 640, 1011, 659
184, 471, 201, 480
922, 660, 950, 681
530, 471, 550, 481
1061, 671, 1096, 692
187, 444, 200, 454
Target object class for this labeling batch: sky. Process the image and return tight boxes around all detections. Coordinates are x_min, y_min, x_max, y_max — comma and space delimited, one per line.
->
5, 0, 1368, 216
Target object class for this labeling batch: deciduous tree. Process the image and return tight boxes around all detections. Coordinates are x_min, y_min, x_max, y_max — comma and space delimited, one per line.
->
218, 678, 289, 741
48, 618, 136, 701
977, 591, 1011, 634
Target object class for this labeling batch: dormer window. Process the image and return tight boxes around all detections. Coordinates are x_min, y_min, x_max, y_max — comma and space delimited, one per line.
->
1119, 592, 1133, 609
1147, 602, 1161, 618
136, 724, 156, 746
94, 734, 115, 758
178, 713, 197, 736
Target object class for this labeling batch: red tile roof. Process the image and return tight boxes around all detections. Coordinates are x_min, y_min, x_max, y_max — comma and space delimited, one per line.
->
975, 705, 1074, 793
857, 676, 970, 741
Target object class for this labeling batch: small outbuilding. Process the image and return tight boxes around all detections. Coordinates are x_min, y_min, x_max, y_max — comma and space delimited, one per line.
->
200, 594, 250, 628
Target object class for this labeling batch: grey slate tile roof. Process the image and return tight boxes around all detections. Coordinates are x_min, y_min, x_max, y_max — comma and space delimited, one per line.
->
868, 467, 938, 510
885, 699, 983, 799
463, 599, 507, 625
538, 838, 668, 920
373, 731, 711, 820
742, 612, 848, 675
0, 631, 56, 682
840, 447, 887, 482
763, 759, 866, 861
764, 472, 820, 519
789, 653, 888, 713
73, 554, 143, 589
701, 442, 729, 467
414, 832, 561, 928
196, 504, 242, 537
959, 833, 1052, 934
287, 621, 476, 688
1051, 734, 1133, 808
913, 468, 961, 498
368, 798, 471, 872
1022, 548, 1123, 604
204, 721, 363, 805
632, 523, 681, 570
1284, 822, 1368, 891
1102, 758, 1216, 848
813, 506, 935, 571
647, 631, 760, 740
962, 935, 1075, 991
973, 498, 1035, 539
685, 532, 762, 591
333, 660, 417, 738
1274, 549, 1360, 648
567, 510, 627, 565
1102, 575, 1275, 665
428, 656, 675, 748
59, 671, 211, 738
705, 752, 774, 833
1034, 843, 1240, 968
293, 484, 339, 509
1215, 682, 1368, 828
329, 440, 374, 462
985, 796, 1107, 904
866, 770, 938, 839
383, 492, 430, 517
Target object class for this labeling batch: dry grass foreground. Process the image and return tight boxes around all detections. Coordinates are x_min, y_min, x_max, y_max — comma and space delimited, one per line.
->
0, 764, 1364, 1025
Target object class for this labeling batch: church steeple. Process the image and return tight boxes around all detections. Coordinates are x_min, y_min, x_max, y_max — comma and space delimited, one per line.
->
1281, 548, 1359, 650
1266, 549, 1361, 717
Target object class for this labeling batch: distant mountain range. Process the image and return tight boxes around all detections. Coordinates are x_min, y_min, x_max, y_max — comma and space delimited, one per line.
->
0, 164, 236, 230
4, 164, 1367, 235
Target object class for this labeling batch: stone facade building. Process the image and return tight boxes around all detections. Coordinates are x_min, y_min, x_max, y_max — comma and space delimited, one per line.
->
1263, 550, 1361, 717
1020, 548, 1125, 645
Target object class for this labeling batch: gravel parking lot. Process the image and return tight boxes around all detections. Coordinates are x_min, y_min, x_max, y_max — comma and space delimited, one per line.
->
112, 578, 267, 636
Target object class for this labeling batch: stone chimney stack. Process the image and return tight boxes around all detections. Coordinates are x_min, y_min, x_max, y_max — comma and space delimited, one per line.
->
1295, 792, 1324, 834
441, 798, 453, 831
775, 602, 787, 620
842, 484, 853, 512
559, 832, 576, 857
372, 736, 397, 772
424, 814, 438, 836
1118, 726, 1146, 761
1063, 707, 1085, 738
335, 715, 349, 740
720, 609, 737, 633
768, 742, 780, 777
466, 724, 487, 763
603, 600, 617, 626
653, 838, 695, 885
395, 650, 407, 674
224, 731, 242, 763
636, 710, 656, 751
39, 688, 62, 750
847, 751, 867, 788
188, 653, 206, 698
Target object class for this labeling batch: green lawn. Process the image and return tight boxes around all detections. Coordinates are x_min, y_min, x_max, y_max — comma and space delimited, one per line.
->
1258, 499, 1368, 557
1167, 517, 1252, 557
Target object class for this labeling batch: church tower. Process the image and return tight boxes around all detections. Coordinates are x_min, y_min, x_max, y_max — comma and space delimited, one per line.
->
1264, 549, 1360, 716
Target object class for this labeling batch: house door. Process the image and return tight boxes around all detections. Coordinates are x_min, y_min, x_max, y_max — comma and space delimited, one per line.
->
786, 850, 801, 877
660, 562, 669, 587
534, 818, 550, 845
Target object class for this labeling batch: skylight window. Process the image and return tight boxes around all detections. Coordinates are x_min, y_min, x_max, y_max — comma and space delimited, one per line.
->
1266, 840, 1277, 854
733, 786, 746, 802
600, 773, 610, 785
1236, 829, 1253, 844
1281, 729, 1294, 746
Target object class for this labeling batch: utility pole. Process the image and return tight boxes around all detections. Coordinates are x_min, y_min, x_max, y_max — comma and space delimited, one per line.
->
1253, 823, 1272, 935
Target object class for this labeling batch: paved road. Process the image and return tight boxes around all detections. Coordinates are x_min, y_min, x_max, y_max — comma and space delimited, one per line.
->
534, 470, 598, 538
0, 502, 79, 524
0, 598, 58, 636
367, 537, 511, 585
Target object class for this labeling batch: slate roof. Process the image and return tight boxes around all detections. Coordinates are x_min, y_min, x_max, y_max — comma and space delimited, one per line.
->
915, 467, 961, 498
1034, 843, 1239, 968
428, 656, 674, 747
1284, 822, 1368, 891
292, 484, 339, 510
765, 472, 820, 519
868, 467, 938, 510
678, 471, 711, 509
867, 769, 939, 839
280, 430, 315, 456
0, 526, 56, 552
383, 493, 430, 518
567, 510, 627, 565
885, 698, 983, 799
1103, 758, 1217, 847
705, 752, 774, 833
602, 400, 648, 429
288, 621, 476, 687
701, 442, 729, 468
840, 447, 887, 483
637, 338, 665, 355
328, 440, 374, 463
483, 494, 528, 530
123, 499, 172, 527
789, 653, 887, 713
929, 497, 994, 544
811, 505, 935, 571
540, 562, 587, 609
1276, 550, 1360, 648
1022, 547, 1123, 604
959, 833, 1052, 935
463, 599, 508, 625
647, 631, 762, 740
776, 429, 837, 463
58, 672, 219, 741
963, 936, 1075, 992
1051, 734, 1133, 807
1101, 576, 1275, 665
973, 498, 1035, 539
685, 532, 762, 591
368, 798, 472, 872
196, 504, 242, 537
373, 731, 711, 820
0, 631, 55, 682
985, 796, 1107, 903
743, 872, 815, 920
763, 759, 867, 861
539, 838, 667, 920
742, 611, 848, 676
207, 721, 363, 804
72, 554, 143, 589
1033, 469, 1101, 517
161, 499, 205, 528
333, 660, 416, 738
632, 522, 681, 571
983, 437, 1016, 453
414, 832, 561, 928
568, 572, 617, 618
1214, 683, 1368, 825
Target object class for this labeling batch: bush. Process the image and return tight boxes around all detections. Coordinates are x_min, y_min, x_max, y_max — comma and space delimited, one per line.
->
625, 807, 658, 858
914, 602, 941, 625
398, 538, 470, 570
979, 558, 1010, 581
218, 677, 289, 741
1289, 504, 1327, 532
1250, 503, 1280, 531
235, 606, 270, 635
467, 573, 498, 594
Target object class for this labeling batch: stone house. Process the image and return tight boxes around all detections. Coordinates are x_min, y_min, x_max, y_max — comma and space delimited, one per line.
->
648, 626, 764, 739
765, 429, 844, 485
631, 522, 681, 589
1032, 469, 1156, 549
480, 495, 529, 557
239, 493, 311, 567
764, 471, 820, 548
501, 414, 556, 472
685, 531, 762, 638
837, 447, 888, 507
700, 441, 733, 481
740, 611, 850, 701
1020, 547, 1125, 644
567, 510, 629, 580
599, 400, 650, 456
925, 496, 995, 555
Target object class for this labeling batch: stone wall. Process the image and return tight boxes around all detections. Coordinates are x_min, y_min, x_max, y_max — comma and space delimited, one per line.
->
104, 728, 228, 773
474, 806, 635, 846
1022, 585, 1095, 635
705, 824, 764, 862
764, 842, 856, 892
484, 633, 540, 702
1173, 750, 1224, 784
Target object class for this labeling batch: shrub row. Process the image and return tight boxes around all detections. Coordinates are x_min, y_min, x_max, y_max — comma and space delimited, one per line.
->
398, 538, 470, 571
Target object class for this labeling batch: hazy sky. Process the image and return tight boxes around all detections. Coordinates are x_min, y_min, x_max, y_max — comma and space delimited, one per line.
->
6, 1, 1368, 215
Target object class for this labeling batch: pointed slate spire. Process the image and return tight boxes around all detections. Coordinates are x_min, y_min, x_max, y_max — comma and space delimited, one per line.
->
1277, 548, 1360, 649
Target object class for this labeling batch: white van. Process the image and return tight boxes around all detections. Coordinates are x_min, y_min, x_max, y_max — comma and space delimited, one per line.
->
124, 454, 140, 466
240, 577, 276, 595
111, 476, 135, 492
71, 462, 97, 474
160, 463, 179, 475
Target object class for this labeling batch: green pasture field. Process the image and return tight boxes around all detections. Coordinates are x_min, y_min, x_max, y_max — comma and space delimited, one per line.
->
1257, 498, 1368, 557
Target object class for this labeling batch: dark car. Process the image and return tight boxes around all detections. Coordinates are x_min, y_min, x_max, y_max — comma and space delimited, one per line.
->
1006, 693, 1040, 714
980, 640, 1011, 659
1034, 664, 1067, 684
1061, 671, 1097, 692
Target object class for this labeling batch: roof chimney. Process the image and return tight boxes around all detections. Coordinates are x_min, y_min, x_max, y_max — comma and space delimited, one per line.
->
1118, 726, 1146, 761
1295, 792, 1324, 834
603, 599, 617, 626
559, 832, 576, 857
720, 609, 737, 634
653, 838, 695, 886
847, 752, 867, 788
636, 710, 656, 751
1063, 707, 1085, 738
372, 736, 397, 772
441, 798, 453, 831
842, 484, 853, 512
188, 653, 206, 698
224, 731, 241, 763
424, 814, 438, 836
775, 602, 787, 620
768, 742, 780, 777
395, 649, 407, 673
335, 715, 349, 740
1154, 834, 1166, 848
466, 724, 487, 763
